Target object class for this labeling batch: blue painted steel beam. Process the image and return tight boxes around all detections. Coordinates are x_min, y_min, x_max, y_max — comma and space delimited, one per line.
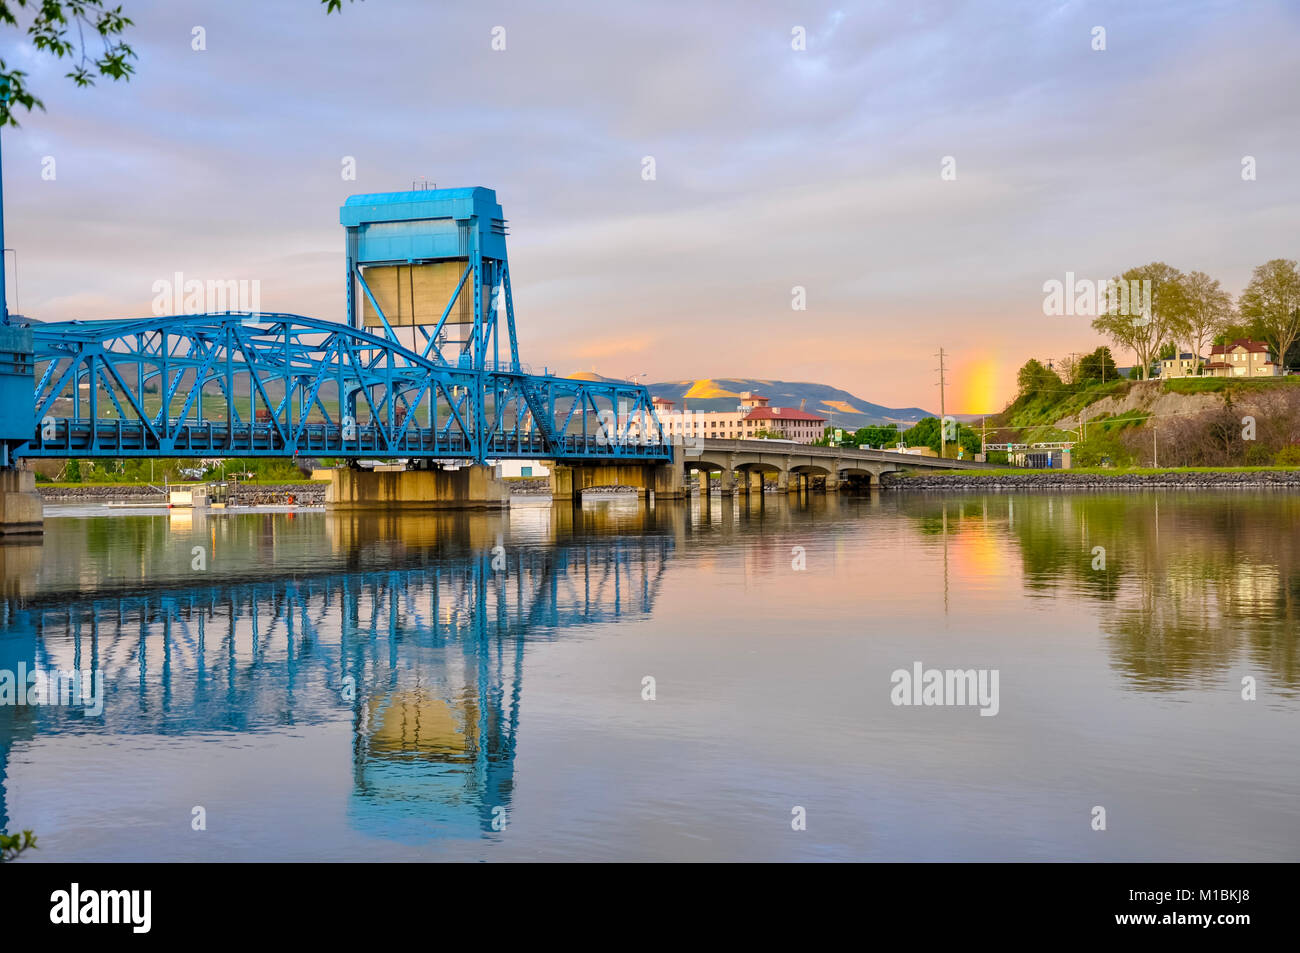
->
19, 312, 668, 461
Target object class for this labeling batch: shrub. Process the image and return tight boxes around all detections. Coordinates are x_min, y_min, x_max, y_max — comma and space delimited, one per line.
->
1245, 443, 1274, 466
1276, 446, 1300, 466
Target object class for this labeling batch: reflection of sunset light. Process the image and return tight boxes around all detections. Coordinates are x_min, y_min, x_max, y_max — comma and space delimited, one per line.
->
951, 528, 1015, 583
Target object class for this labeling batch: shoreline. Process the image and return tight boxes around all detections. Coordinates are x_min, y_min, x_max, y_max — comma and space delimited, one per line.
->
35, 470, 1300, 504
883, 469, 1300, 490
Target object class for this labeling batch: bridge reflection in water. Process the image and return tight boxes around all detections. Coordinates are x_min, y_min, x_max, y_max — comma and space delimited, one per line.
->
0, 506, 674, 841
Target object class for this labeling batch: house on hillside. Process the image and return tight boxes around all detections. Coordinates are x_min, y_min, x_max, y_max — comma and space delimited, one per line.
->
1203, 340, 1279, 378
1158, 352, 1199, 378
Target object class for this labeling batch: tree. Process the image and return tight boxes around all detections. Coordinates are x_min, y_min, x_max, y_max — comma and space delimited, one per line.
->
1, 1, 348, 126
902, 417, 978, 457
1239, 259, 1300, 374
1016, 359, 1062, 398
1172, 270, 1234, 372
1076, 346, 1118, 383
902, 417, 940, 452
1091, 262, 1183, 380
1058, 353, 1080, 386
853, 424, 900, 448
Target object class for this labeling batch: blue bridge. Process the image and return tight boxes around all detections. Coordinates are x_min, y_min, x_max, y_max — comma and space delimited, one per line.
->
0, 187, 669, 467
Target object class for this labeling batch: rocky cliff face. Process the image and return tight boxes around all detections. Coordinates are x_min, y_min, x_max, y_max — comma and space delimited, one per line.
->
1051, 380, 1223, 430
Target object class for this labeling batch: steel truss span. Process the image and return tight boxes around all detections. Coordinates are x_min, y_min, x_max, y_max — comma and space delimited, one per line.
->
23, 312, 669, 462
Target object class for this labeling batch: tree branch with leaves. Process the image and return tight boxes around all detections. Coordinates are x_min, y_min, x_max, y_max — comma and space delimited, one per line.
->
1091, 262, 1183, 380
1, 0, 357, 127
1239, 258, 1300, 374
0, 1, 136, 126
1174, 270, 1235, 372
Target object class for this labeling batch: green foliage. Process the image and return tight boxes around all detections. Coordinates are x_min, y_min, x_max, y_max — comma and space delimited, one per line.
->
45, 457, 321, 485
1164, 376, 1300, 396
3, 2, 352, 126
0, 829, 37, 862
1245, 443, 1275, 466
1175, 270, 1235, 366
1091, 262, 1183, 380
1016, 359, 1063, 399
214, 457, 315, 478
1275, 446, 1300, 466
902, 417, 940, 451
0, 1, 137, 126
1076, 346, 1119, 383
1238, 258, 1300, 372
901, 417, 980, 457
1070, 432, 1125, 467
853, 424, 901, 448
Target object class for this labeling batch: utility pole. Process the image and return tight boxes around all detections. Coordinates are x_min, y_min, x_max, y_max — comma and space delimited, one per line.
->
1, 79, 8, 325
1152, 422, 1158, 468
936, 347, 947, 459
980, 415, 987, 458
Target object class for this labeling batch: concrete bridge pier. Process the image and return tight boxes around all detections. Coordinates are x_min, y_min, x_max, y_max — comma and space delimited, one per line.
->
826, 461, 844, 492
325, 464, 509, 510
0, 469, 44, 536
717, 468, 736, 497
549, 447, 687, 504
740, 469, 766, 496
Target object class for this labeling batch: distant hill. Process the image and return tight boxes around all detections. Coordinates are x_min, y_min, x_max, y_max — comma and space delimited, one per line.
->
595, 377, 937, 428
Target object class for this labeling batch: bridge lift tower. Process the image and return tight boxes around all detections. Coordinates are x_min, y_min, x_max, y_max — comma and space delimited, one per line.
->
341, 187, 520, 374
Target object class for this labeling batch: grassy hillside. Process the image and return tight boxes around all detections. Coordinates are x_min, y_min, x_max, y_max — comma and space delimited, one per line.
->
989, 376, 1300, 467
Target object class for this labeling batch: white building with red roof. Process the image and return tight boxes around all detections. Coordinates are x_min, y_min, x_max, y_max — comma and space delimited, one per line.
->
652, 392, 827, 443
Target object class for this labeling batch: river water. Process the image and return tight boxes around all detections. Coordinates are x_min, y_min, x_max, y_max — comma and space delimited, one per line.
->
1, 490, 1297, 861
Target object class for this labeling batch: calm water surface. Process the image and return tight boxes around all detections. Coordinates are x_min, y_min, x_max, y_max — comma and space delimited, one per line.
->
2, 490, 1297, 861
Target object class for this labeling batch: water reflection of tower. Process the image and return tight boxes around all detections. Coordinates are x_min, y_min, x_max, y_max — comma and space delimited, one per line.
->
0, 607, 38, 834
338, 527, 673, 841
346, 572, 525, 841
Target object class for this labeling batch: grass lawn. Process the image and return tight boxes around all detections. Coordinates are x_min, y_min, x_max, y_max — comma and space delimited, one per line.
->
905, 465, 1300, 478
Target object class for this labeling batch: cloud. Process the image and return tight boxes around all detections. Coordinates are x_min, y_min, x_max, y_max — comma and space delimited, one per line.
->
6, 0, 1299, 410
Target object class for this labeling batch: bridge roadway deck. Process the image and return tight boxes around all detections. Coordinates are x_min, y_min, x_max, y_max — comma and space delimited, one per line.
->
693, 438, 999, 471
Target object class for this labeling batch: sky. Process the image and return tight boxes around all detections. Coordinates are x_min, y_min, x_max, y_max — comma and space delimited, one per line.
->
3, 0, 1299, 413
